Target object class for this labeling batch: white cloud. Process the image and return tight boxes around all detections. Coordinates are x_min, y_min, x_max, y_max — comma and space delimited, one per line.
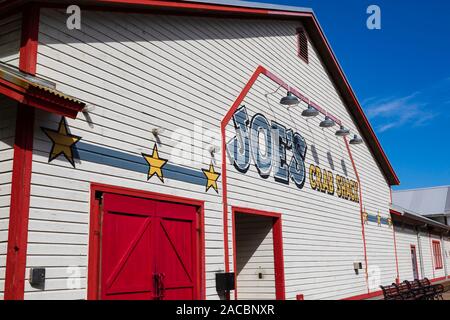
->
365, 92, 437, 133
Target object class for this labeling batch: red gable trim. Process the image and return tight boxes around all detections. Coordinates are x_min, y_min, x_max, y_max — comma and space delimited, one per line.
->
305, 16, 400, 186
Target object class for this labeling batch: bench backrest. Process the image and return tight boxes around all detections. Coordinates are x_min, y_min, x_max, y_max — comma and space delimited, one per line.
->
395, 282, 410, 295
380, 284, 400, 299
417, 278, 431, 288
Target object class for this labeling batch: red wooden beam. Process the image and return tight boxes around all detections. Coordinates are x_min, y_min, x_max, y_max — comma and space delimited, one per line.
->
4, 4, 40, 300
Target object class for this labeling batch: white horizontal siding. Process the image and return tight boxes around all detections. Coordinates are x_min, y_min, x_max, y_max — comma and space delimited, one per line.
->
394, 225, 420, 281
235, 214, 275, 300
0, 97, 17, 298
30, 8, 397, 300
444, 237, 450, 277
0, 14, 21, 67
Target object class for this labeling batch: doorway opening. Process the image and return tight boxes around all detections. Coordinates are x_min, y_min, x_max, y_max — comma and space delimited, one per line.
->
232, 207, 285, 300
410, 245, 419, 280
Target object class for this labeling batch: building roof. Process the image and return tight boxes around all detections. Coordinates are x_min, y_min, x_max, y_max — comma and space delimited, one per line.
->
393, 186, 450, 217
1, 0, 400, 185
390, 204, 450, 233
187, 0, 313, 12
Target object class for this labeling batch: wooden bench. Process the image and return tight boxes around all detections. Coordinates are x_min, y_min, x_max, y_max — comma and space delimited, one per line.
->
403, 280, 434, 300
380, 284, 407, 300
416, 278, 445, 300
381, 278, 445, 300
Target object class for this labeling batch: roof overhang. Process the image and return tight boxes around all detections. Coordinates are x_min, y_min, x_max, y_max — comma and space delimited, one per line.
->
1, 0, 400, 185
0, 63, 85, 118
390, 205, 450, 234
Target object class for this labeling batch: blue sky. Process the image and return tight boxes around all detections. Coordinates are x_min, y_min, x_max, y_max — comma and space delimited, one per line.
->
249, 0, 450, 190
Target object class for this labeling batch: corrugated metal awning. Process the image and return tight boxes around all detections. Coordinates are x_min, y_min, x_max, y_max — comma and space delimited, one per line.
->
0, 62, 85, 118
391, 204, 450, 234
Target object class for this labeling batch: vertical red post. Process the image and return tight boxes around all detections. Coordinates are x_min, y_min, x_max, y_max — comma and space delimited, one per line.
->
4, 4, 39, 300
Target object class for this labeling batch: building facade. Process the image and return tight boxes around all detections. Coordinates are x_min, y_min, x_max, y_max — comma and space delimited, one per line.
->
0, 0, 448, 300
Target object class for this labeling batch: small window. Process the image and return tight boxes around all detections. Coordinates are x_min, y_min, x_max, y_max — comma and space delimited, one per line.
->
297, 28, 309, 63
432, 240, 443, 270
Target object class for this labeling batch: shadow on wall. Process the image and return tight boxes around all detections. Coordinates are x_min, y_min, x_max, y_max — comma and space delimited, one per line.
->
235, 213, 273, 277
327, 151, 334, 171
310, 144, 320, 165
39, 9, 296, 46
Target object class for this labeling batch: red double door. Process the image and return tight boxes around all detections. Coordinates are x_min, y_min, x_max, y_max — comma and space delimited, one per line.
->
100, 194, 199, 300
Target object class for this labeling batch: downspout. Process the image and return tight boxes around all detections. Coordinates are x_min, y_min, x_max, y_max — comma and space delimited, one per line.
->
4, 4, 39, 300
416, 227, 425, 279
441, 234, 448, 278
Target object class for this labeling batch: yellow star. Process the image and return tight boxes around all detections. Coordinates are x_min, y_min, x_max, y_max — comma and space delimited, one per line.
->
142, 144, 168, 182
202, 163, 221, 193
42, 117, 81, 168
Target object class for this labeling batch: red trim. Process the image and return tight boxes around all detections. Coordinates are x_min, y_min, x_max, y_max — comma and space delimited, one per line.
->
231, 206, 237, 300
389, 209, 402, 216
87, 183, 206, 300
432, 240, 443, 270
272, 215, 286, 300
231, 207, 285, 300
342, 290, 383, 300
344, 136, 369, 293
4, 4, 39, 300
430, 276, 446, 283
18, 7, 38, 75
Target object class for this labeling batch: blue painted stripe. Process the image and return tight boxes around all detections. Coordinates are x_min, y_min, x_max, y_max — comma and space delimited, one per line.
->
367, 214, 390, 226
76, 141, 207, 186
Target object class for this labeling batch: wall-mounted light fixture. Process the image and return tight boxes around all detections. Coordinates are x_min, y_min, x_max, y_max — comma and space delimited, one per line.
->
301, 104, 319, 118
81, 105, 96, 113
319, 116, 335, 128
209, 145, 220, 157
151, 127, 164, 136
280, 91, 299, 106
335, 125, 350, 137
349, 134, 363, 145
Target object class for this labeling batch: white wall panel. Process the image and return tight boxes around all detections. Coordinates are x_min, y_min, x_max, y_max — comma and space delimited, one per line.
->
29, 8, 397, 300
394, 225, 420, 281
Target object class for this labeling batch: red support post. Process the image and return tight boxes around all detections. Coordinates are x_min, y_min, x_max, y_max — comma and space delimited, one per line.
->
4, 4, 40, 300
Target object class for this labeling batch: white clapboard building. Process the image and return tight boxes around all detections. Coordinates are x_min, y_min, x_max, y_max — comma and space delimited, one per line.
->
0, 0, 449, 300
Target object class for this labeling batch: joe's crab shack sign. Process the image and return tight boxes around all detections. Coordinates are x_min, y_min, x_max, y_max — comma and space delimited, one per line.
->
227, 106, 359, 203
